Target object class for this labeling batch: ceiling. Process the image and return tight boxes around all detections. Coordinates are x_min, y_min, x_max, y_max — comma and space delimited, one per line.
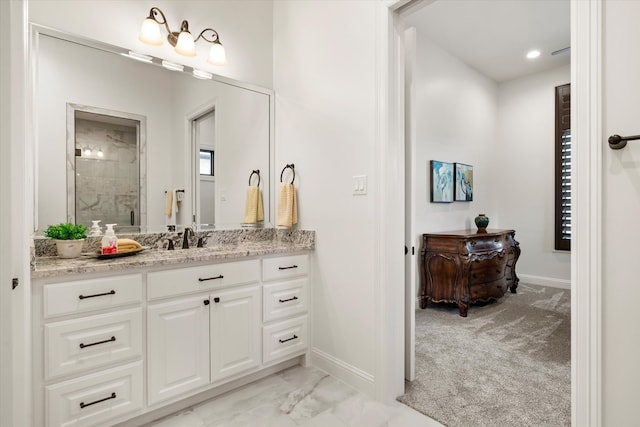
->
403, 0, 570, 83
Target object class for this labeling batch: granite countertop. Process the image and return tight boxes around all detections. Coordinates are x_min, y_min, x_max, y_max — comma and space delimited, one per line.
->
32, 229, 315, 280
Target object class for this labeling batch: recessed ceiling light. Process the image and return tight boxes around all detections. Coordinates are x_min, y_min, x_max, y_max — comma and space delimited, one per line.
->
526, 50, 541, 59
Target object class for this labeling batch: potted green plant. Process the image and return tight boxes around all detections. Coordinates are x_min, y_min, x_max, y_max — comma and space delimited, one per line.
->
45, 222, 87, 258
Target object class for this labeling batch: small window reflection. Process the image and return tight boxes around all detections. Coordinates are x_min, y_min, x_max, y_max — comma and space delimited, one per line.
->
200, 149, 214, 176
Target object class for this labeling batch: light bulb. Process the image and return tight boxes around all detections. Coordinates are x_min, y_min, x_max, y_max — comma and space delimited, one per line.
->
83, 148, 92, 156
139, 18, 163, 46
97, 149, 104, 158
526, 50, 541, 59
174, 31, 196, 56
208, 42, 227, 66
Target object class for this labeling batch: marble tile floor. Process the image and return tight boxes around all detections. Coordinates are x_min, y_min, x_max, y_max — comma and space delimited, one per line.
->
144, 365, 443, 427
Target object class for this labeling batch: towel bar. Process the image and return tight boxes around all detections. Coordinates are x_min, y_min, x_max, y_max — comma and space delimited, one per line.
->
248, 169, 261, 186
280, 164, 295, 183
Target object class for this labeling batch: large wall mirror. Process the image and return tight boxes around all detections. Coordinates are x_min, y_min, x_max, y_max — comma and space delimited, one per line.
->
32, 25, 274, 234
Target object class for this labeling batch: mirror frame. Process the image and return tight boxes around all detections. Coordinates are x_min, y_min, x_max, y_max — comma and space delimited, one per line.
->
30, 24, 275, 232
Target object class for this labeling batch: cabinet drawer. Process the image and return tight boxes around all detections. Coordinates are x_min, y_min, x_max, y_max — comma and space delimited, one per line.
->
262, 254, 308, 282
44, 274, 142, 318
469, 254, 506, 284
45, 361, 143, 427
263, 278, 308, 322
148, 259, 260, 300
262, 315, 308, 364
45, 308, 142, 380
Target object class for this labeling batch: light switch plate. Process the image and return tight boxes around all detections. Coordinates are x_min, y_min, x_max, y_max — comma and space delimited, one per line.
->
352, 175, 367, 195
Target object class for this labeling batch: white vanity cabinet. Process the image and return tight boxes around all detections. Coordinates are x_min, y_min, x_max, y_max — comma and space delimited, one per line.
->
33, 250, 311, 426
261, 254, 310, 364
146, 259, 262, 405
32, 273, 144, 427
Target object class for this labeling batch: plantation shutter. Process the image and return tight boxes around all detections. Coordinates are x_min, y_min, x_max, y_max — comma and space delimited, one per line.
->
555, 84, 571, 251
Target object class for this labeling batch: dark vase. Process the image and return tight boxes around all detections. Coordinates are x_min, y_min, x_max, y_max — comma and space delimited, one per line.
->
475, 214, 489, 232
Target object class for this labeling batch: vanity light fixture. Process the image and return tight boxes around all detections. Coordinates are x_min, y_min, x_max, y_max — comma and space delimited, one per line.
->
139, 7, 227, 66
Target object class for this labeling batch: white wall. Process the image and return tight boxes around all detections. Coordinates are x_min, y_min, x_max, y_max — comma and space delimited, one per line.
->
28, 0, 273, 88
410, 31, 499, 237
496, 65, 571, 286
409, 29, 570, 288
273, 1, 377, 393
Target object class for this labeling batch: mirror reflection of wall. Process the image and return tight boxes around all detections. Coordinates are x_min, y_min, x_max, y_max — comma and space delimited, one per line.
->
34, 27, 273, 233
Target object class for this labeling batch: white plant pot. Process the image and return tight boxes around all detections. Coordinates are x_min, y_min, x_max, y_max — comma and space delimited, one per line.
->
55, 239, 84, 258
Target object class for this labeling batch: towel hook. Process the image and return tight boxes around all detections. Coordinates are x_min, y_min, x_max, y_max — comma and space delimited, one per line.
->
280, 164, 295, 184
248, 169, 261, 186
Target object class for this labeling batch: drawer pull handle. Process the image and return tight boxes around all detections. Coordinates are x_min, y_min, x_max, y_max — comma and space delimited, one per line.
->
198, 275, 224, 282
78, 290, 115, 300
278, 265, 298, 270
80, 392, 116, 409
79, 336, 116, 349
279, 296, 299, 303
279, 334, 298, 343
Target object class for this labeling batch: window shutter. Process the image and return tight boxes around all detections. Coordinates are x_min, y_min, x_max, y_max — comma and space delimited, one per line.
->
555, 84, 571, 251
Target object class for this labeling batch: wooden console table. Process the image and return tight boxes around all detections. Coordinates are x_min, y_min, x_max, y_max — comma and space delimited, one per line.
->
420, 229, 520, 317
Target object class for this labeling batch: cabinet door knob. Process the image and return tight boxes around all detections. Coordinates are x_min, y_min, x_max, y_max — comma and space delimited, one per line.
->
214, 297, 220, 303
203, 299, 210, 305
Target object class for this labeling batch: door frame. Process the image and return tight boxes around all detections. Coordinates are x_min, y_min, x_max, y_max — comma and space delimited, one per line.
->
377, 0, 603, 425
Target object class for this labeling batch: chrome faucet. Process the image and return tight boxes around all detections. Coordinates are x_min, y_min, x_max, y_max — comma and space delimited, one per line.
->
182, 227, 193, 249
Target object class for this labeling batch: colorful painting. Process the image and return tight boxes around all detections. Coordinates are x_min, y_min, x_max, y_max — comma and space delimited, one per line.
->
430, 160, 454, 203
455, 163, 473, 201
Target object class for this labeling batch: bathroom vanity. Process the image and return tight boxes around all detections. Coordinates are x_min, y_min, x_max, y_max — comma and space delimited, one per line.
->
31, 231, 313, 427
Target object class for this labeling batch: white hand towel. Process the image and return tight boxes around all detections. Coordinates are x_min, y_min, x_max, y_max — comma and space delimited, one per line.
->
243, 186, 264, 224
277, 182, 297, 228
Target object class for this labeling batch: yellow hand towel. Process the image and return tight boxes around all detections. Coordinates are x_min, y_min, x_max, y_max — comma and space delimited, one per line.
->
165, 191, 173, 216
243, 186, 264, 224
277, 182, 298, 228
117, 238, 142, 252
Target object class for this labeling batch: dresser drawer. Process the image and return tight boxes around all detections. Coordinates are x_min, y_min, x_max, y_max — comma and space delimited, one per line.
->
263, 278, 308, 322
262, 254, 308, 282
148, 259, 260, 300
45, 361, 143, 427
262, 315, 308, 364
43, 274, 142, 319
45, 308, 142, 380
469, 253, 506, 284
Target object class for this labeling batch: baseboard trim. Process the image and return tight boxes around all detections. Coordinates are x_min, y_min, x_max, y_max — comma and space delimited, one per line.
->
519, 274, 571, 290
310, 347, 375, 397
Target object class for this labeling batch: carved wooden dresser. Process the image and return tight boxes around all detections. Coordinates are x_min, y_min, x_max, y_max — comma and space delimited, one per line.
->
420, 229, 520, 317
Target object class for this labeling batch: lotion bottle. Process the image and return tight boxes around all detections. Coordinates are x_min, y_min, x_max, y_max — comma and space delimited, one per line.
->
101, 224, 118, 255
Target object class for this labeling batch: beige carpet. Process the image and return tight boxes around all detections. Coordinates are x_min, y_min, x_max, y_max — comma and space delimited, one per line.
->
399, 283, 570, 427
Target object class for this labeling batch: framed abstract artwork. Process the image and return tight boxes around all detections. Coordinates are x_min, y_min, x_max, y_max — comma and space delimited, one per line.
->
430, 160, 454, 203
454, 163, 473, 201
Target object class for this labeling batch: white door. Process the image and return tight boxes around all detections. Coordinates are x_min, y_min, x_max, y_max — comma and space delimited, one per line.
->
147, 295, 210, 405
600, 1, 640, 423
210, 285, 261, 382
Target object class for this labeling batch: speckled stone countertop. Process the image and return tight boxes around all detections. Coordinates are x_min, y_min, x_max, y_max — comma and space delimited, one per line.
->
32, 229, 315, 280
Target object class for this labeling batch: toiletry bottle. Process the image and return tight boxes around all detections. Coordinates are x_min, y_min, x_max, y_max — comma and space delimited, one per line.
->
101, 224, 118, 255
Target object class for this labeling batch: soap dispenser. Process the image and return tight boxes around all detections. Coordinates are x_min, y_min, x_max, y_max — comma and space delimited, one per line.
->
101, 224, 118, 255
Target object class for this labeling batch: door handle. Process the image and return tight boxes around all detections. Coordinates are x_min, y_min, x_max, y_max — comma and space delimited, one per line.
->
608, 134, 640, 150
